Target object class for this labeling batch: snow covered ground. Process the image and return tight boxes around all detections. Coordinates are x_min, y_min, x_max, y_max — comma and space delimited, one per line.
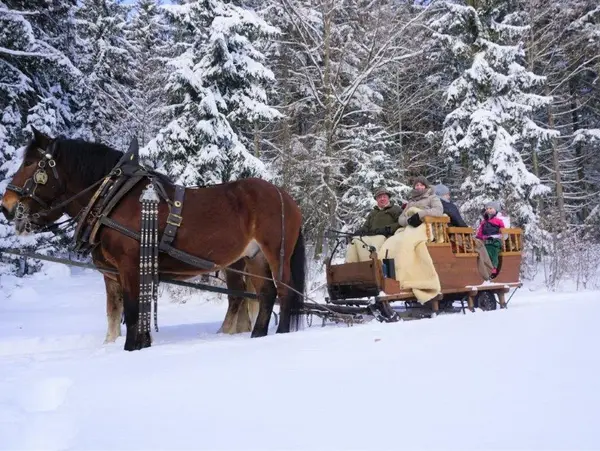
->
1, 262, 599, 450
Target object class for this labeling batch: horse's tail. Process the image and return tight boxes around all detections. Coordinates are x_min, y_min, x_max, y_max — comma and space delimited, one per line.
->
290, 228, 306, 332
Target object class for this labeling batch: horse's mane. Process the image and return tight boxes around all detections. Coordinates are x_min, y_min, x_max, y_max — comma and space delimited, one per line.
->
32, 138, 173, 187
52, 139, 123, 186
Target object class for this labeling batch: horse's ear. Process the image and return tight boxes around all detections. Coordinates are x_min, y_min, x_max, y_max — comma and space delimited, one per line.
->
128, 136, 139, 155
30, 125, 51, 149
120, 136, 139, 165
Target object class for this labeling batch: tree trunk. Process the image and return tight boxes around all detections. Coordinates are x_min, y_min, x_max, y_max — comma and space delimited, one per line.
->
569, 79, 588, 221
546, 85, 567, 230
253, 123, 260, 159
314, 0, 334, 258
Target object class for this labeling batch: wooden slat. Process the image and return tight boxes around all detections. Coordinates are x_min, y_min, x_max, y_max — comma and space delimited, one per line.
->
426, 243, 452, 248
423, 216, 450, 224
441, 288, 478, 295
447, 227, 475, 234
377, 291, 423, 301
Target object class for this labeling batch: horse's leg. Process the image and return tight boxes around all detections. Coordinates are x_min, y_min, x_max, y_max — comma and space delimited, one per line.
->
239, 286, 259, 333
247, 298, 259, 327
103, 275, 123, 344
260, 230, 306, 334
233, 300, 252, 334
245, 254, 277, 338
219, 260, 249, 334
119, 264, 152, 351
234, 273, 259, 333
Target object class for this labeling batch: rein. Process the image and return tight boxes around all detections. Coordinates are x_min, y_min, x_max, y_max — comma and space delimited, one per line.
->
36, 176, 113, 218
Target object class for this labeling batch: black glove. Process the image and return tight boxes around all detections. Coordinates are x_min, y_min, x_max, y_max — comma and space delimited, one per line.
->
371, 227, 392, 236
483, 212, 490, 220
407, 213, 422, 228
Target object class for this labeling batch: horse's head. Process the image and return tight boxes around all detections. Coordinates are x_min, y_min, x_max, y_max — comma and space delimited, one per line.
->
1, 126, 66, 235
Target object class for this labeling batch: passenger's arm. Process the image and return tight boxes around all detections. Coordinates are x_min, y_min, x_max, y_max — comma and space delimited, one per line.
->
387, 206, 403, 233
355, 211, 374, 235
417, 195, 443, 219
398, 211, 408, 227
475, 221, 484, 239
490, 217, 505, 229
447, 202, 468, 227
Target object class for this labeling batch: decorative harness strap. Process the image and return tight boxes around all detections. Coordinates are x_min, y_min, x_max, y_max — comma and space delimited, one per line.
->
138, 184, 160, 333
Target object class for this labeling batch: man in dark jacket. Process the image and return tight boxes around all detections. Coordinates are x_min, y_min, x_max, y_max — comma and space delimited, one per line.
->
434, 184, 467, 227
356, 187, 403, 237
345, 187, 403, 262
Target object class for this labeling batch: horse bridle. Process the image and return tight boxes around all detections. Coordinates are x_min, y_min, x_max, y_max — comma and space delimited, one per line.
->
6, 141, 61, 223
6, 140, 125, 234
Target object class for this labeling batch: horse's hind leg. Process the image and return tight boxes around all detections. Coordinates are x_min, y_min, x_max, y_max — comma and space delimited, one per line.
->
103, 275, 123, 344
245, 298, 259, 330
261, 230, 306, 334
251, 281, 277, 338
219, 260, 251, 334
245, 255, 277, 338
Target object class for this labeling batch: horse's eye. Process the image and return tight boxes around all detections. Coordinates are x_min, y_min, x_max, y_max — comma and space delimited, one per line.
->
24, 160, 34, 167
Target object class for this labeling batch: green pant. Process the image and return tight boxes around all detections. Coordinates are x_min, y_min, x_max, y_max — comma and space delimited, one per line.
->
484, 239, 502, 268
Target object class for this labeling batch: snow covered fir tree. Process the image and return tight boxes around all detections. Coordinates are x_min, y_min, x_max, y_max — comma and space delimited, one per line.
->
0, 0, 81, 274
142, 0, 279, 186
0, 0, 598, 288
430, 0, 556, 252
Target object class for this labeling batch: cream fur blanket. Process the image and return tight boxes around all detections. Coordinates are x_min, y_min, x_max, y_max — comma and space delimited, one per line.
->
345, 235, 388, 263
378, 207, 441, 303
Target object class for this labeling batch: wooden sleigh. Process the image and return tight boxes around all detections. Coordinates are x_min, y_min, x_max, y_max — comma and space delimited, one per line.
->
320, 217, 523, 322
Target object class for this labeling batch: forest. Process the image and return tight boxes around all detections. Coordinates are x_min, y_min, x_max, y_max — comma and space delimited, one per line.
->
1, 0, 599, 288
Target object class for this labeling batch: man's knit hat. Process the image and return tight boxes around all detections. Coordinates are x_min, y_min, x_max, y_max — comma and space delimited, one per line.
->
373, 187, 392, 199
411, 176, 430, 188
434, 184, 450, 197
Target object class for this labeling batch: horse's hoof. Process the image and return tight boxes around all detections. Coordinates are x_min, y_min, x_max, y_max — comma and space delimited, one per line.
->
124, 330, 152, 351
104, 331, 121, 344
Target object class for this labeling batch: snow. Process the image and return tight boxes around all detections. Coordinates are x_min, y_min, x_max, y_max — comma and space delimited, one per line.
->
1, 263, 600, 450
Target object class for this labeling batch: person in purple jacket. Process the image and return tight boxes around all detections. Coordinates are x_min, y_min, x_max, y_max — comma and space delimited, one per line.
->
476, 201, 505, 275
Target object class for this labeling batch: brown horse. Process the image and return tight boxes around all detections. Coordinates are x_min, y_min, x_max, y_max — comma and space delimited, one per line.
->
1, 128, 305, 351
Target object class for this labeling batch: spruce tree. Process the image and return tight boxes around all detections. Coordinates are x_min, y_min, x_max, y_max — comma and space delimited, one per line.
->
143, 0, 279, 186
71, 0, 137, 149
432, 0, 556, 250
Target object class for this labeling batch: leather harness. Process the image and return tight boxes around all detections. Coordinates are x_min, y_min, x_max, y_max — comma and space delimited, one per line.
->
72, 151, 216, 271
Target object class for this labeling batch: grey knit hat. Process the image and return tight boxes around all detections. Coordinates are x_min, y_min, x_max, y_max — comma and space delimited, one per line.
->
485, 201, 501, 212
411, 176, 430, 188
434, 184, 450, 197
